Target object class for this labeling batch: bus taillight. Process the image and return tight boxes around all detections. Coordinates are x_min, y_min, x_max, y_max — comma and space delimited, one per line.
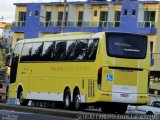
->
97, 67, 102, 90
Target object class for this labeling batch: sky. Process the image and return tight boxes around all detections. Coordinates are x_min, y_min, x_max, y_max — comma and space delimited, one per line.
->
0, 0, 16, 22
0, 0, 86, 23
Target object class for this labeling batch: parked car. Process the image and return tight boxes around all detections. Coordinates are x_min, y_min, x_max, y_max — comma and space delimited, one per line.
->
127, 100, 160, 115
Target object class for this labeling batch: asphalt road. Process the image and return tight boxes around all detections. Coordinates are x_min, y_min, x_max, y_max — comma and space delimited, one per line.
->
0, 110, 72, 120
0, 103, 160, 120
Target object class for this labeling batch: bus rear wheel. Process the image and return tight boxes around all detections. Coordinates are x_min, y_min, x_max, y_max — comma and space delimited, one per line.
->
73, 90, 81, 111
18, 90, 29, 106
64, 89, 71, 109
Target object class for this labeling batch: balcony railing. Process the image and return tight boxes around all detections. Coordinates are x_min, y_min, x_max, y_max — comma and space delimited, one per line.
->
40, 21, 121, 28
12, 21, 26, 27
138, 21, 156, 28
108, 21, 120, 27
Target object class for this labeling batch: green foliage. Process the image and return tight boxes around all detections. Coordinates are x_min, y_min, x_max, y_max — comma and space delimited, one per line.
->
0, 45, 11, 81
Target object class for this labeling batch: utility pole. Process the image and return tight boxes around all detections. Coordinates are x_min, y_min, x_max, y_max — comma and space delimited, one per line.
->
61, 0, 67, 33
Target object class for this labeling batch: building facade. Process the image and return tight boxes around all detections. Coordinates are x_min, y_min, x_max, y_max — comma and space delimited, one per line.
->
12, 1, 160, 72
0, 22, 12, 48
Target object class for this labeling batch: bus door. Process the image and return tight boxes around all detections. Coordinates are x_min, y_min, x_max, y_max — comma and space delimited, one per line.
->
10, 43, 22, 84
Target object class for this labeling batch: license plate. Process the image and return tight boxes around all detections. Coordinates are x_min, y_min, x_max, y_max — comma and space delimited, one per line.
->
120, 93, 129, 98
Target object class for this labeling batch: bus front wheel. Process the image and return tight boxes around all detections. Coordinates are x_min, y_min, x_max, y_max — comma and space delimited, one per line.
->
18, 90, 29, 106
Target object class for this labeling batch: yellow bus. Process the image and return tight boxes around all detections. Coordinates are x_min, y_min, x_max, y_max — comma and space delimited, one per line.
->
8, 32, 150, 113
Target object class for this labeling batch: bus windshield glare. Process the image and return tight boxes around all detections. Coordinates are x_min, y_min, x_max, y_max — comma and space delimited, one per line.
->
106, 33, 147, 59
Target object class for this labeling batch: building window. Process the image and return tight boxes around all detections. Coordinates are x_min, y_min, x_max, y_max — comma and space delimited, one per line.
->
35, 10, 39, 16
18, 12, 26, 26
94, 10, 97, 16
28, 10, 32, 16
115, 11, 121, 21
19, 12, 26, 21
77, 11, 83, 27
132, 9, 136, 15
45, 11, 51, 27
144, 11, 155, 21
57, 12, 63, 26
46, 12, 51, 21
144, 11, 155, 27
114, 11, 121, 27
124, 9, 128, 15
57, 11, 68, 26
99, 11, 108, 27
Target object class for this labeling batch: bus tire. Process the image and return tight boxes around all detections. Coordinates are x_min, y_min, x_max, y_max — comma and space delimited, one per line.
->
63, 89, 71, 109
73, 90, 81, 111
18, 90, 29, 106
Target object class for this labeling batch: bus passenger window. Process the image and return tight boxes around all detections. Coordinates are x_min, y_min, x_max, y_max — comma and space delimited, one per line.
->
32, 42, 43, 61
75, 40, 88, 61
14, 44, 22, 57
42, 42, 55, 61
66, 41, 77, 60
86, 39, 99, 60
54, 41, 67, 61
21, 43, 32, 61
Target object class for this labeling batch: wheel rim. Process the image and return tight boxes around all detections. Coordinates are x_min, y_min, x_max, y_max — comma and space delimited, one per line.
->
75, 94, 81, 110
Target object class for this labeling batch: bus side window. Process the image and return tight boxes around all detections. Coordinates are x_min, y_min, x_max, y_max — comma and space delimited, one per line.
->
21, 43, 32, 61
86, 39, 99, 60
54, 41, 67, 61
75, 40, 88, 61
14, 44, 22, 57
42, 41, 55, 61
66, 41, 77, 60
32, 42, 43, 61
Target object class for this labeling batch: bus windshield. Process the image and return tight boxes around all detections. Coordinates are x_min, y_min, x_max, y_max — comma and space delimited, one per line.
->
106, 33, 147, 59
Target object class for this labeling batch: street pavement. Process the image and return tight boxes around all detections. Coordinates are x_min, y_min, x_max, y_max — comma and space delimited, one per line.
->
0, 110, 72, 120
0, 103, 159, 120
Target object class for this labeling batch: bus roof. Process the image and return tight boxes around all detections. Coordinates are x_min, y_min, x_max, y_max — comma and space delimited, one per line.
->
43, 32, 92, 38
16, 32, 94, 44
15, 32, 147, 45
